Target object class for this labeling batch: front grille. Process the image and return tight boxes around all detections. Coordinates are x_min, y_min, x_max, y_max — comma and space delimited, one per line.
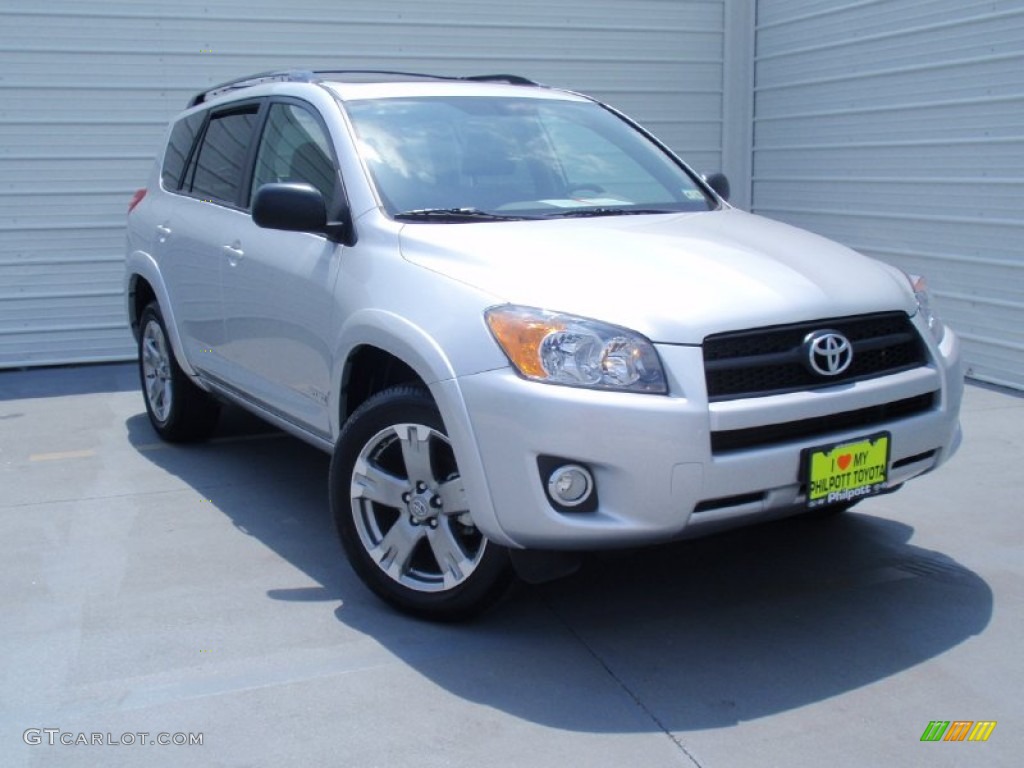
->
703, 312, 927, 401
710, 392, 936, 453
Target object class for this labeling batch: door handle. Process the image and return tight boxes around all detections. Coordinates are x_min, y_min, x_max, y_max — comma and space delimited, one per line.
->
222, 242, 245, 265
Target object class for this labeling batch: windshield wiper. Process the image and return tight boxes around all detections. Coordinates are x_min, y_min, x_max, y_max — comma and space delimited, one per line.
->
545, 207, 678, 218
394, 207, 536, 222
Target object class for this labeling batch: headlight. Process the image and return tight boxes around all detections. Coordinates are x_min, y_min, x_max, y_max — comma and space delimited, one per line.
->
485, 305, 668, 394
905, 273, 945, 343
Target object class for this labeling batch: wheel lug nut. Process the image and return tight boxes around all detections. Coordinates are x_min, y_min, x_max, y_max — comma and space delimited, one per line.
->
402, 492, 411, 502
430, 495, 442, 508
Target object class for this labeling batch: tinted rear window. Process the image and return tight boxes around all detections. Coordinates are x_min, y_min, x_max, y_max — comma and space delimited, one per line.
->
189, 107, 259, 204
161, 112, 205, 191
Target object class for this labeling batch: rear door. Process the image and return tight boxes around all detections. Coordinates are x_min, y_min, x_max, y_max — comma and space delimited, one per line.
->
162, 101, 261, 380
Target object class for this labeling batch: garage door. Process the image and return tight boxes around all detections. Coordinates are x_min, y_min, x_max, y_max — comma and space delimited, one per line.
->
752, 0, 1024, 390
0, 0, 728, 368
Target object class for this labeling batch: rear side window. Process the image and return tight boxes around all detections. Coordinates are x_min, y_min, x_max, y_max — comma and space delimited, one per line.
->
189, 107, 259, 204
161, 112, 204, 191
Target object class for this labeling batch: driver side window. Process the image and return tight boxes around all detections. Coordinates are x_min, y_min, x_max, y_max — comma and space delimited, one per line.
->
251, 103, 337, 204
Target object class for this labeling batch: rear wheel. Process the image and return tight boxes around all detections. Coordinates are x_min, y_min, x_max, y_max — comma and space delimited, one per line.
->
138, 302, 220, 441
330, 385, 512, 620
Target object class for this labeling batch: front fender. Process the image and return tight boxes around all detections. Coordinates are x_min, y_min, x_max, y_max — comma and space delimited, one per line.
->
330, 309, 516, 548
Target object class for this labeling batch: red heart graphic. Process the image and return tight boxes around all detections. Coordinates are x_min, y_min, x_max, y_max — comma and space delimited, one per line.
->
837, 454, 852, 471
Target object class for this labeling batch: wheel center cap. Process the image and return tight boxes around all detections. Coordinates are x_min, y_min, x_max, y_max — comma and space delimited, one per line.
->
409, 497, 431, 520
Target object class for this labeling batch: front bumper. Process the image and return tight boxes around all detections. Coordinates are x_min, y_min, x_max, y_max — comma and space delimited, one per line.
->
446, 324, 963, 550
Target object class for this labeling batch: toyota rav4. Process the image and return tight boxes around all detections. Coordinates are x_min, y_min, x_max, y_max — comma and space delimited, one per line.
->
125, 70, 963, 619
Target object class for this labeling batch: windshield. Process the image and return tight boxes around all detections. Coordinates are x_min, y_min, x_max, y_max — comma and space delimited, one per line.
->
344, 96, 714, 220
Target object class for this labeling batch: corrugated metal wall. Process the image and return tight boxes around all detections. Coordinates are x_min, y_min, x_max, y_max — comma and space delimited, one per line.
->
0, 0, 727, 369
752, 0, 1024, 390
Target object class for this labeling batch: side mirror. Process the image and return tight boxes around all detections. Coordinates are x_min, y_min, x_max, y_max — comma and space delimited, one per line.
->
252, 182, 329, 232
704, 172, 730, 202
252, 182, 355, 245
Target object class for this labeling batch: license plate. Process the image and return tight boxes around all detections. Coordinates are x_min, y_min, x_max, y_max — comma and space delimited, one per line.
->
805, 432, 890, 509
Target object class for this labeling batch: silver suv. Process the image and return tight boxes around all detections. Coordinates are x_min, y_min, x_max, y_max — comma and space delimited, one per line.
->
125, 70, 963, 619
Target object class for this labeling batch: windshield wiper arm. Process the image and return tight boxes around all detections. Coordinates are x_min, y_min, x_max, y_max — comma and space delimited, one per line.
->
545, 207, 677, 218
394, 207, 537, 222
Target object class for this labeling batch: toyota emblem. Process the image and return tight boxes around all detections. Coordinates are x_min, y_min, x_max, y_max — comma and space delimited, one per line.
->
805, 330, 853, 376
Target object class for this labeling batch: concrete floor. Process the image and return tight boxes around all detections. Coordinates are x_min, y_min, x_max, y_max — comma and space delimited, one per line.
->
1, 363, 1021, 767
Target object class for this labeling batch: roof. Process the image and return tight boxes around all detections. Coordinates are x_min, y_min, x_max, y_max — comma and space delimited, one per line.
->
188, 70, 543, 107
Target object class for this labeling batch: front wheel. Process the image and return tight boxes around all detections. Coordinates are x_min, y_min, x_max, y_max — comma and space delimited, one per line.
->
330, 386, 512, 621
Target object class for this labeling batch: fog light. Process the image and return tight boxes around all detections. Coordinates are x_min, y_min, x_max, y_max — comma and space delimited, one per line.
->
547, 464, 594, 508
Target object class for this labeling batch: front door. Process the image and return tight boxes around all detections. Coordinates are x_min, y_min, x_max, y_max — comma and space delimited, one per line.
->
218, 101, 343, 438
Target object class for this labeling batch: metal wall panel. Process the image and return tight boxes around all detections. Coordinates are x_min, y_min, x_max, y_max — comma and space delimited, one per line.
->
0, 0, 727, 368
752, 0, 1024, 390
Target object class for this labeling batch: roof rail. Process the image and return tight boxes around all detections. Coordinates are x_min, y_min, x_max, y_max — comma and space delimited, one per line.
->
188, 70, 315, 107
296, 69, 451, 86
295, 70, 540, 86
187, 69, 541, 107
461, 74, 538, 86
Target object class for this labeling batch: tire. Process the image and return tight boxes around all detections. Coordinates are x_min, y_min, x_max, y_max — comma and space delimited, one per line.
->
330, 385, 512, 621
138, 301, 220, 442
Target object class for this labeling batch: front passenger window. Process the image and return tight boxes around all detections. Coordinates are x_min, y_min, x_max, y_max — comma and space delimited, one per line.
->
251, 103, 337, 203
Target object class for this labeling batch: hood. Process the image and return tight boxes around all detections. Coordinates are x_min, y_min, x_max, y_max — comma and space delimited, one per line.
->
398, 208, 916, 344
